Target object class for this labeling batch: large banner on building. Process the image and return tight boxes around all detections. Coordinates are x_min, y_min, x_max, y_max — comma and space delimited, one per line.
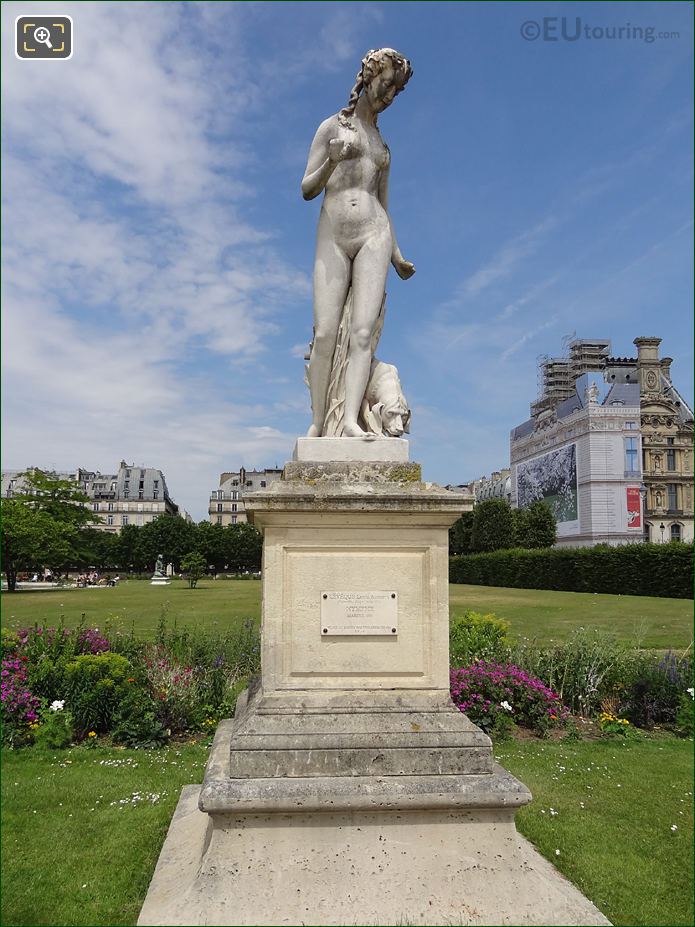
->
516, 444, 578, 524
626, 487, 642, 529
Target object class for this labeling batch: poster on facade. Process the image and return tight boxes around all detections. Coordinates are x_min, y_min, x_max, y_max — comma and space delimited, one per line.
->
626, 487, 642, 529
516, 444, 578, 524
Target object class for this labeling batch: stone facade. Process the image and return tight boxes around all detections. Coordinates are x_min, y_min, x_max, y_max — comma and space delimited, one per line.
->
1, 460, 179, 533
635, 338, 694, 543
208, 466, 282, 525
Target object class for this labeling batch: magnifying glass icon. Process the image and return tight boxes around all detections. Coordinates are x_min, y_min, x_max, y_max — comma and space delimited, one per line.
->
33, 26, 53, 49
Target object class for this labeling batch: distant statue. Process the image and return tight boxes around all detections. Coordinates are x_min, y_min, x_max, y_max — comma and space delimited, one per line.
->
154, 553, 165, 576
302, 48, 415, 438
585, 382, 600, 405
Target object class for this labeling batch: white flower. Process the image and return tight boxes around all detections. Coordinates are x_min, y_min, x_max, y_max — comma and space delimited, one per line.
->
555, 849, 560, 856
671, 824, 678, 831
687, 688, 694, 699
50, 700, 65, 712
500, 701, 513, 712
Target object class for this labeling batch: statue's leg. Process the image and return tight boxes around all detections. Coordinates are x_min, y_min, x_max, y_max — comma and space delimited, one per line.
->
343, 234, 391, 436
308, 233, 351, 436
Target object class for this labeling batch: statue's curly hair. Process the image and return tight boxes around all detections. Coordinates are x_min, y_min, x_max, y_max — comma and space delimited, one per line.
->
338, 48, 413, 128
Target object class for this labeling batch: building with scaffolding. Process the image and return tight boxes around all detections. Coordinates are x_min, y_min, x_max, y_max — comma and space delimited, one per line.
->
510, 337, 693, 546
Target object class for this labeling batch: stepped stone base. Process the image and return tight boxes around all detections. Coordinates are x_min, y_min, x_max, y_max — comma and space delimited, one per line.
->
138, 783, 610, 927
138, 463, 609, 927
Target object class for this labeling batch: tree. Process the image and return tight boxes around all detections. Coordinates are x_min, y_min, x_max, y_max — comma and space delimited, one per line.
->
115, 524, 147, 572
136, 516, 198, 572
78, 528, 120, 571
1, 499, 76, 591
13, 468, 94, 528
180, 552, 207, 589
523, 501, 557, 549
195, 521, 227, 573
449, 511, 474, 555
224, 523, 262, 573
470, 499, 516, 553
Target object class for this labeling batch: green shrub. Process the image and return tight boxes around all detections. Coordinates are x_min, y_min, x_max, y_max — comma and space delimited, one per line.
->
511, 629, 630, 717
112, 685, 168, 748
625, 651, 692, 728
450, 542, 693, 599
64, 652, 134, 736
33, 703, 73, 749
675, 691, 694, 737
1, 628, 19, 659
449, 610, 510, 668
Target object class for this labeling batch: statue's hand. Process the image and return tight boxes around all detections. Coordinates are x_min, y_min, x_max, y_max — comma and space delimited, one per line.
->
393, 257, 416, 280
328, 138, 356, 164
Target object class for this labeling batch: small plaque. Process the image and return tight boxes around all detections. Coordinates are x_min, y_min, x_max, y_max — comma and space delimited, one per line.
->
321, 591, 398, 636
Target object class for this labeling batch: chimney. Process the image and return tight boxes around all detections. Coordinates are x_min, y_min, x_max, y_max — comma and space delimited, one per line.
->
633, 337, 661, 363
661, 357, 673, 382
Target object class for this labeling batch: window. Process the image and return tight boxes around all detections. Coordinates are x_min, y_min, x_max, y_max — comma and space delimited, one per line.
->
232, 491, 238, 500
666, 449, 676, 471
260, 481, 266, 488
108, 502, 114, 512
232, 503, 237, 512
139, 480, 144, 489
246, 480, 253, 487
231, 515, 237, 524
123, 490, 129, 499
138, 491, 144, 500
667, 437, 675, 445
217, 503, 223, 512
668, 484, 678, 510
110, 482, 117, 491
122, 515, 129, 526
122, 502, 129, 512
124, 480, 129, 488
153, 490, 158, 499
232, 480, 238, 486
140, 470, 146, 478
154, 480, 159, 487
93, 502, 99, 512
107, 515, 114, 526
671, 523, 682, 541
125, 470, 131, 478
625, 421, 637, 429
624, 436, 639, 473
216, 515, 222, 525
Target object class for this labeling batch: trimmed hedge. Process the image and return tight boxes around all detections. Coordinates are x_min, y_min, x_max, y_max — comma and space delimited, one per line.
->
449, 543, 693, 599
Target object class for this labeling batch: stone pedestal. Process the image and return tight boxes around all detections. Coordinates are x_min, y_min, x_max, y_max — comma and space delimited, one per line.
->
138, 443, 609, 926
150, 575, 171, 586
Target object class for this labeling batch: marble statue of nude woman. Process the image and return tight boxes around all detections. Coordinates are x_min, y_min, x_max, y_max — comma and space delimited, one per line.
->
301, 48, 415, 438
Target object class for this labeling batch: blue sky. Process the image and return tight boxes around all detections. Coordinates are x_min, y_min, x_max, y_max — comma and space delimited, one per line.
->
3, 1, 692, 520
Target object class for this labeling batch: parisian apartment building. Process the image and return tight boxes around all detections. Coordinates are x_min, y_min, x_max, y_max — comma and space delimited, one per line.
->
508, 337, 693, 547
208, 466, 283, 525
2, 460, 180, 532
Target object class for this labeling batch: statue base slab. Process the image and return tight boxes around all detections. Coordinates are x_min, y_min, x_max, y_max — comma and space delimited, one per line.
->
137, 716, 610, 927
150, 577, 171, 586
293, 435, 409, 462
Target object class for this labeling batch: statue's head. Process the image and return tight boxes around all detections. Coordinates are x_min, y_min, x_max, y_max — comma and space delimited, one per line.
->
340, 48, 412, 126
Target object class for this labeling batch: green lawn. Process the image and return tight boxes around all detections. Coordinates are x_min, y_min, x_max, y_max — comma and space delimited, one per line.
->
499, 736, 694, 927
1, 735, 691, 926
2, 579, 691, 648
449, 584, 693, 649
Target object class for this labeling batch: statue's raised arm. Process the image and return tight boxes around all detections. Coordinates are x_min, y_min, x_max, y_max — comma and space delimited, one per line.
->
302, 48, 415, 439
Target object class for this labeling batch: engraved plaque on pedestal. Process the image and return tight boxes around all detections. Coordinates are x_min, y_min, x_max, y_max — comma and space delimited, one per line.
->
321, 591, 398, 636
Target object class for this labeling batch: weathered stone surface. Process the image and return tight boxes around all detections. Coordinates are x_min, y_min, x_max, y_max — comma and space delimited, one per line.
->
283, 459, 422, 484
138, 786, 611, 927
293, 436, 410, 462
